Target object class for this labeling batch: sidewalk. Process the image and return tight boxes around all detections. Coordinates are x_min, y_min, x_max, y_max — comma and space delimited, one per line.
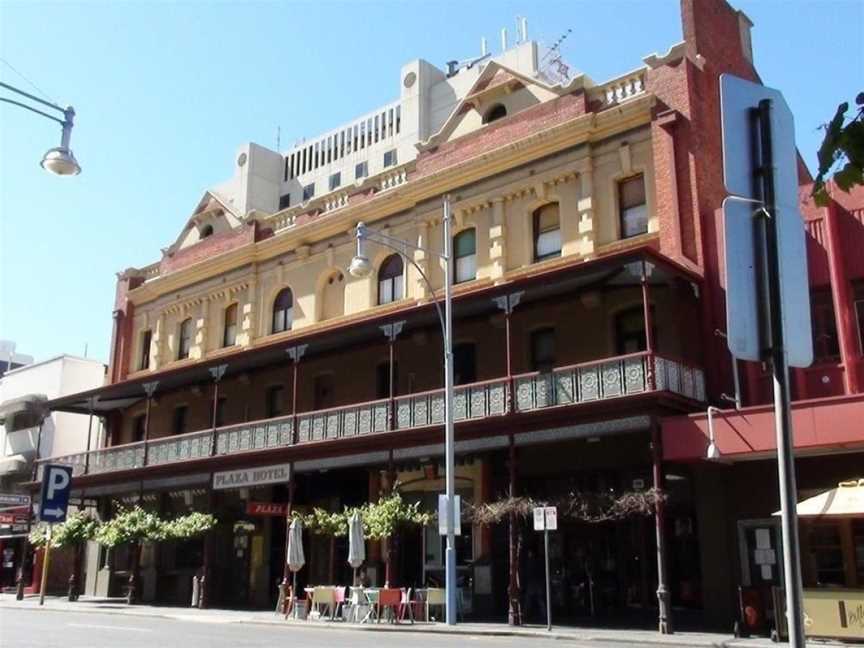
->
0, 594, 786, 647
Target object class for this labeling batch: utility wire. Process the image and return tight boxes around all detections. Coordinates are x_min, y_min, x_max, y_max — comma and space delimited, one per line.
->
0, 58, 57, 104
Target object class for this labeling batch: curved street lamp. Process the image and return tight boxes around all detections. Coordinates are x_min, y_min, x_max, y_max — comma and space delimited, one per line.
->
349, 196, 459, 625
0, 81, 81, 176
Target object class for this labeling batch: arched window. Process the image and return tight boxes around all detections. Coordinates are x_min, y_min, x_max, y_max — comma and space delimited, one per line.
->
223, 303, 238, 347
533, 203, 561, 261
199, 224, 214, 239
272, 288, 293, 334
483, 103, 507, 124
177, 318, 193, 360
378, 254, 404, 305
453, 229, 476, 284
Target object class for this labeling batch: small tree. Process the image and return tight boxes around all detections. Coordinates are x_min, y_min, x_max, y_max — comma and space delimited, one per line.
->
164, 512, 217, 540
29, 512, 101, 601
301, 508, 348, 583
95, 506, 167, 604
360, 493, 431, 586
813, 92, 864, 205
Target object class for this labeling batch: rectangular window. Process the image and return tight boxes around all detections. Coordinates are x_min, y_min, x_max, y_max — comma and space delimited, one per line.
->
266, 385, 285, 418
178, 319, 192, 360
329, 172, 341, 191
215, 397, 227, 428
530, 328, 556, 372
223, 303, 238, 347
367, 118, 373, 146
376, 362, 398, 400
283, 157, 290, 182
811, 289, 840, 362
278, 194, 291, 210
133, 414, 147, 443
383, 149, 398, 168
856, 299, 864, 354
454, 229, 477, 283
453, 343, 477, 386
302, 183, 315, 201
172, 406, 187, 435
533, 204, 561, 261
327, 136, 332, 164
619, 174, 648, 238
396, 105, 401, 134
139, 329, 152, 370
374, 115, 380, 143
355, 161, 368, 180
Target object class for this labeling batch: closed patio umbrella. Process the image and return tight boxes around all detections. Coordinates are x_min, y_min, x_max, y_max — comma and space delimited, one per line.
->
347, 511, 365, 585
774, 479, 864, 518
287, 517, 305, 616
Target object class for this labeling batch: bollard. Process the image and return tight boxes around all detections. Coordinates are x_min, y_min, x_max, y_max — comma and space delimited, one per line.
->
191, 575, 200, 608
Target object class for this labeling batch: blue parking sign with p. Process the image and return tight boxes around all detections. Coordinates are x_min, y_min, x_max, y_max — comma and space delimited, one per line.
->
39, 464, 73, 523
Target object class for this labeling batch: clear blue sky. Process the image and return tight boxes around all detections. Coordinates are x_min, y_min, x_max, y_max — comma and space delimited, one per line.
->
1, 0, 861, 365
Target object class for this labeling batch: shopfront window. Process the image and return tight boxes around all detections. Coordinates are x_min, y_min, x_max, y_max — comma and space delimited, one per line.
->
809, 523, 846, 586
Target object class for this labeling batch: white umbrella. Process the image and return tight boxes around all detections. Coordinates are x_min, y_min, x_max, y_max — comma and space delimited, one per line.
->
347, 511, 365, 585
774, 479, 864, 518
287, 517, 305, 616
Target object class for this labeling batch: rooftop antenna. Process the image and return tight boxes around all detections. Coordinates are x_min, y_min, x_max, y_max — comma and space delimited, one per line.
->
481, 37, 487, 56
539, 28, 573, 84
500, 27, 507, 53
276, 126, 281, 151
515, 16, 527, 43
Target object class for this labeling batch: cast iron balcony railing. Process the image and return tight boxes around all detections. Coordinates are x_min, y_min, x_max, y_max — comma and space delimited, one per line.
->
35, 352, 705, 479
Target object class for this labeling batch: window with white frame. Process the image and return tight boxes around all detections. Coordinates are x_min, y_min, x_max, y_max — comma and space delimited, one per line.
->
619, 174, 648, 238
272, 288, 293, 334
378, 254, 404, 305
453, 229, 477, 284
533, 203, 562, 261
383, 149, 398, 168
177, 318, 193, 360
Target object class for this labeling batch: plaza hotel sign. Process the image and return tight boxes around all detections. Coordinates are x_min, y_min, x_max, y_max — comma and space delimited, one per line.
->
212, 463, 292, 491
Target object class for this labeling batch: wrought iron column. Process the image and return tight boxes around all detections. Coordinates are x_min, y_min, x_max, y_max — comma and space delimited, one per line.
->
286, 345, 307, 444
380, 321, 405, 431
207, 365, 227, 456
651, 421, 672, 634
641, 261, 656, 389
493, 291, 523, 626
141, 382, 158, 467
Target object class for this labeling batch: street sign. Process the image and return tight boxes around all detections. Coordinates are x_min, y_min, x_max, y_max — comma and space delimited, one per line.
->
532, 506, 557, 631
0, 493, 30, 507
38, 464, 73, 523
533, 506, 557, 531
438, 494, 461, 536
720, 74, 813, 368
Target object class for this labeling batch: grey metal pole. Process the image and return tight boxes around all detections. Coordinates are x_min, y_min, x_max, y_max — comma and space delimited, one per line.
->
544, 527, 551, 631
754, 99, 805, 647
443, 196, 457, 625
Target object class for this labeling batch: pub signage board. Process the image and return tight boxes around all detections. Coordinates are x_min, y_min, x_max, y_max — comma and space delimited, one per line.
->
246, 502, 290, 517
213, 463, 292, 491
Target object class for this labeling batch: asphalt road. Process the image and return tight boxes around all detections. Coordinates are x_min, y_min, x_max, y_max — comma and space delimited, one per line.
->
0, 608, 663, 648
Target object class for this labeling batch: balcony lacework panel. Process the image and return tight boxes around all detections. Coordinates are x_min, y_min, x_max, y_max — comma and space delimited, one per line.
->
296, 402, 388, 442
515, 355, 650, 412
42, 354, 704, 478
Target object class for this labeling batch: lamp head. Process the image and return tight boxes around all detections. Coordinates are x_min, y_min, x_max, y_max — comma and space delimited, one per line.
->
706, 441, 721, 461
41, 147, 81, 176
349, 254, 372, 278
349, 221, 372, 277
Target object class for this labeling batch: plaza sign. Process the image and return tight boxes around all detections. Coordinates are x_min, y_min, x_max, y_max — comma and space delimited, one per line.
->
212, 463, 292, 491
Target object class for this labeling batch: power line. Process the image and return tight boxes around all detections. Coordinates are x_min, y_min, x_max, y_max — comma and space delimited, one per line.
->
0, 58, 57, 105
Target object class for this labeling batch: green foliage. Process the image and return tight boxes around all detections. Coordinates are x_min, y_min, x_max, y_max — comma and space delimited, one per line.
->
359, 492, 432, 541
51, 511, 100, 548
164, 512, 217, 540
28, 512, 100, 549
813, 92, 864, 206
29, 524, 50, 548
94, 506, 168, 547
301, 508, 348, 537
296, 492, 432, 540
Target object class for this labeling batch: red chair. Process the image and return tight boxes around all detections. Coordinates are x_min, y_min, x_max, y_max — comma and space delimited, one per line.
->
398, 588, 418, 624
333, 586, 347, 621
377, 588, 402, 623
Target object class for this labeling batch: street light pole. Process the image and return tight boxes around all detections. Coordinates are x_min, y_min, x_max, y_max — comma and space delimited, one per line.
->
349, 195, 457, 624
0, 81, 81, 176
442, 197, 457, 626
